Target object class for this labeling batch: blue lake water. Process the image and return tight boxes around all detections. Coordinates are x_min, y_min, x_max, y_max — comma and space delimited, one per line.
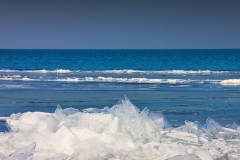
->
1, 49, 240, 70
0, 49, 240, 131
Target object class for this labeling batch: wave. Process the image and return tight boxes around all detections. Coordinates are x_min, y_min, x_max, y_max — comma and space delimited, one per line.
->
0, 76, 193, 84
0, 97, 239, 159
0, 69, 230, 75
0, 69, 72, 73
97, 69, 228, 75
1, 75, 240, 86
220, 79, 240, 86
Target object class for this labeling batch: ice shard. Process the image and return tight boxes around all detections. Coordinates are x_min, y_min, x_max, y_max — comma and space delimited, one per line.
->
108, 97, 149, 141
203, 118, 222, 139
166, 154, 201, 160
63, 108, 79, 116
82, 107, 110, 114
45, 153, 79, 160
148, 111, 172, 129
5, 142, 36, 160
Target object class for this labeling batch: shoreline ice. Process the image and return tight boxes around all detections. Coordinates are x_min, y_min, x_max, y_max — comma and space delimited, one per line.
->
0, 97, 239, 160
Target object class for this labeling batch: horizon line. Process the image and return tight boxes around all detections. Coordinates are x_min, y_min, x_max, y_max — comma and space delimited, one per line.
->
0, 48, 240, 50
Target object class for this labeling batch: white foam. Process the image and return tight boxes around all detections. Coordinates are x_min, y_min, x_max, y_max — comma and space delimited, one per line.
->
54, 77, 80, 82
0, 117, 8, 121
0, 97, 240, 159
97, 69, 144, 74
51, 69, 72, 73
0, 76, 190, 84
0, 76, 13, 80
0, 69, 72, 73
0, 84, 31, 89
93, 70, 227, 75
24, 69, 72, 73
0, 75, 22, 81
220, 79, 240, 86
22, 76, 33, 81
94, 77, 188, 84
2, 75, 240, 87
11, 75, 21, 78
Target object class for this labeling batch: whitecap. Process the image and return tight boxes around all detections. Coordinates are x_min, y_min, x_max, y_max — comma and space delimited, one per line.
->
220, 79, 240, 86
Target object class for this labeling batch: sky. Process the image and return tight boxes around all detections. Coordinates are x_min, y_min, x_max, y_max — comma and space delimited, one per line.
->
0, 0, 240, 49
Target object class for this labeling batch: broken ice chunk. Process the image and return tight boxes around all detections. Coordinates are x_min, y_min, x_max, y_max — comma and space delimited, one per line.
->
231, 122, 238, 130
206, 118, 222, 132
5, 142, 36, 160
225, 122, 238, 130
203, 118, 236, 140
45, 154, 68, 160
177, 121, 203, 135
166, 121, 208, 144
55, 104, 65, 116
229, 127, 240, 139
165, 130, 201, 143
45, 153, 79, 160
203, 118, 222, 139
108, 97, 150, 141
225, 124, 232, 128
185, 121, 202, 130
166, 154, 201, 160
9, 113, 22, 120
63, 108, 79, 116
82, 106, 110, 114
148, 111, 172, 129
108, 96, 140, 116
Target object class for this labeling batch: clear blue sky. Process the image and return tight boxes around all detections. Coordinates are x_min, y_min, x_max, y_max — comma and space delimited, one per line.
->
0, 0, 240, 49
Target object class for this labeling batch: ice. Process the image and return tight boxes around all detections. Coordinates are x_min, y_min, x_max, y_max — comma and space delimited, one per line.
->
203, 117, 222, 139
148, 111, 172, 129
45, 153, 79, 160
108, 96, 150, 142
166, 154, 201, 160
231, 122, 238, 130
55, 104, 65, 116
63, 108, 79, 116
5, 142, 36, 160
82, 107, 110, 114
228, 127, 240, 140
1, 97, 240, 159
9, 113, 22, 120
173, 121, 202, 136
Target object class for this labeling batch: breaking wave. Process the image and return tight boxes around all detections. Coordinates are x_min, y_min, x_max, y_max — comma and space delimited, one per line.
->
0, 97, 240, 159
0, 69, 72, 73
0, 75, 189, 84
220, 79, 240, 86
1, 75, 240, 86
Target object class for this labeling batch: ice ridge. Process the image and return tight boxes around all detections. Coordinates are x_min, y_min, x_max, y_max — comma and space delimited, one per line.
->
0, 97, 240, 159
